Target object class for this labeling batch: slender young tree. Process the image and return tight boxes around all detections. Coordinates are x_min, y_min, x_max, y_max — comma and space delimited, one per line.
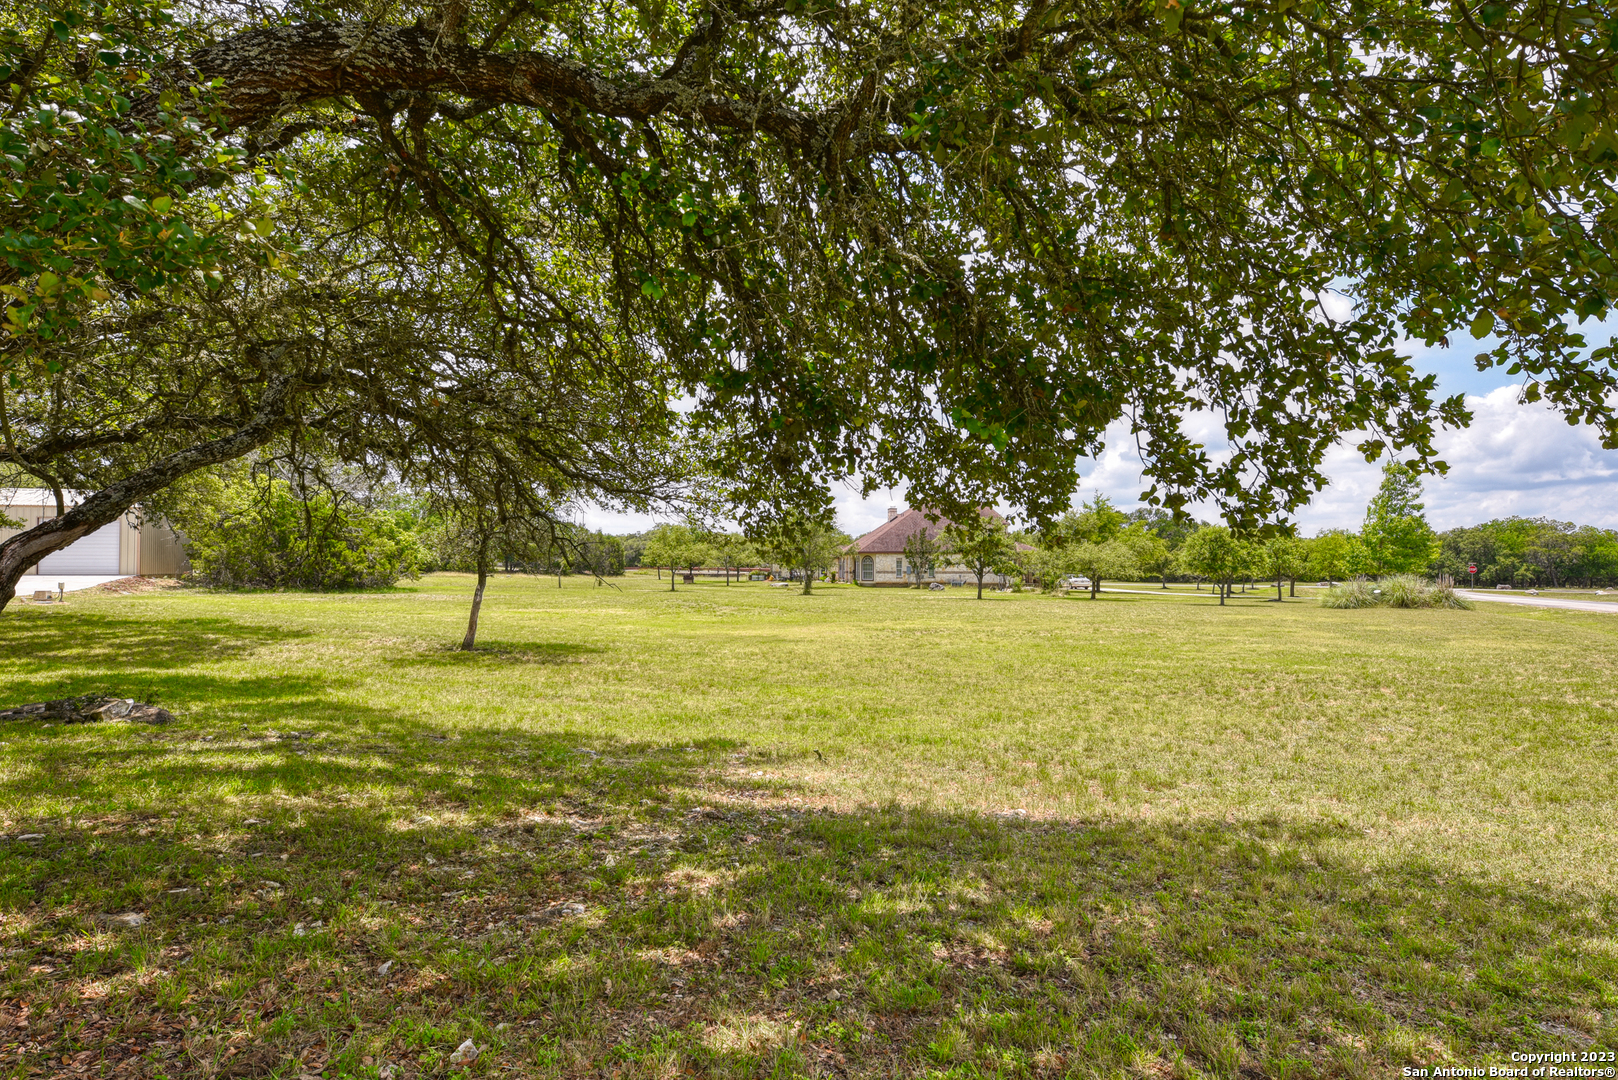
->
1258, 536, 1308, 601
941, 513, 1020, 599
1362, 462, 1441, 574
902, 522, 945, 589
760, 512, 846, 595
1065, 540, 1140, 600
1180, 527, 1245, 606
642, 524, 699, 592
1120, 525, 1174, 589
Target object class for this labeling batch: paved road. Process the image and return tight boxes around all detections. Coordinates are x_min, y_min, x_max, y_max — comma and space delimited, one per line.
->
1455, 590, 1618, 614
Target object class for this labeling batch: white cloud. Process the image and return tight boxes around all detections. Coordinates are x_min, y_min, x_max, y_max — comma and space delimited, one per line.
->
579, 387, 1618, 539
1059, 387, 1618, 533
1299, 387, 1618, 532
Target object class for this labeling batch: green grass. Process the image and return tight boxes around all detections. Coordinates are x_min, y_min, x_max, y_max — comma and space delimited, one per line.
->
0, 572, 1615, 1079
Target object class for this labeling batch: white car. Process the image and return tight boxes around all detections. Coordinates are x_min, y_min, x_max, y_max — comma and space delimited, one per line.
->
1060, 576, 1091, 589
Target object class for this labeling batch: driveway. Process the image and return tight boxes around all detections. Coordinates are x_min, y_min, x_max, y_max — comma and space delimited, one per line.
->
14, 574, 132, 597
1455, 590, 1618, 614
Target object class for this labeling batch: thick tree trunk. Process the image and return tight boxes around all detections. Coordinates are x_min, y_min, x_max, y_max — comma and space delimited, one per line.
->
461, 545, 490, 650
1276, 575, 1283, 601
976, 571, 983, 599
669, 562, 676, 591
801, 569, 812, 594
1289, 577, 1296, 597
0, 375, 297, 613
1090, 577, 1100, 599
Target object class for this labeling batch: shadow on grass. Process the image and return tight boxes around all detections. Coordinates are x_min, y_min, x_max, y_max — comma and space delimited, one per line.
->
0, 610, 308, 683
402, 640, 608, 667
0, 710, 1612, 1079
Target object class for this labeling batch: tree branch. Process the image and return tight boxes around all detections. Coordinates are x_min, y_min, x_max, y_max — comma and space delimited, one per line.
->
0, 373, 302, 612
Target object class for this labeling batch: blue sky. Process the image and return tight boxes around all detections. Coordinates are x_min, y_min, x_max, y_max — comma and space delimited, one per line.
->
584, 317, 1618, 539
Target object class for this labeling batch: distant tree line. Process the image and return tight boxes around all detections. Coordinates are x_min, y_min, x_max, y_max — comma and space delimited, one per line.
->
149, 457, 1618, 623
1434, 519, 1618, 588
1023, 463, 1618, 596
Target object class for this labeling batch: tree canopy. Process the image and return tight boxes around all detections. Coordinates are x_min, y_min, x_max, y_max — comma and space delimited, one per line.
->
1361, 461, 1441, 573
1436, 517, 1618, 587
5, 0, 1618, 608
758, 511, 846, 593
940, 512, 1021, 598
1178, 526, 1249, 604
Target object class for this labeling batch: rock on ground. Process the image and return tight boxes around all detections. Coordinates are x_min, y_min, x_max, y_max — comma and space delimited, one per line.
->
0, 695, 173, 725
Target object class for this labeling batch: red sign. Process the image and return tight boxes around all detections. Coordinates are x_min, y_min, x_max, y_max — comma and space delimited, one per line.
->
1468, 564, 1478, 574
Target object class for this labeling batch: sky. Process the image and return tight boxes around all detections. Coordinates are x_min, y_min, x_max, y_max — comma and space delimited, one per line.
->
580, 317, 1618, 540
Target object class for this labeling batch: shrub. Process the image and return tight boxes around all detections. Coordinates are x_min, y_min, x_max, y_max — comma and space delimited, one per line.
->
174, 471, 427, 590
1320, 575, 1472, 610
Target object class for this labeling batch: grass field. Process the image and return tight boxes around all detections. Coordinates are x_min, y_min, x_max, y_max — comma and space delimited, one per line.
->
1, 573, 1615, 1079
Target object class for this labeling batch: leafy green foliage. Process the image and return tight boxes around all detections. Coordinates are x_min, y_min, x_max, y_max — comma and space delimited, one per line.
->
1304, 530, 1377, 582
172, 0, 1618, 532
1044, 495, 1129, 547
10, 0, 1618, 608
1362, 462, 1441, 574
640, 523, 711, 590
171, 469, 426, 590
1177, 526, 1250, 601
1063, 539, 1140, 599
1119, 525, 1174, 586
900, 521, 945, 588
1256, 536, 1308, 598
757, 511, 846, 594
939, 512, 1020, 598
1438, 517, 1618, 587
0, 0, 249, 353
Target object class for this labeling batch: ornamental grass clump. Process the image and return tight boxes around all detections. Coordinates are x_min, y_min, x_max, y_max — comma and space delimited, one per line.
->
1380, 575, 1429, 608
1429, 581, 1474, 610
1320, 575, 1472, 610
1319, 580, 1380, 609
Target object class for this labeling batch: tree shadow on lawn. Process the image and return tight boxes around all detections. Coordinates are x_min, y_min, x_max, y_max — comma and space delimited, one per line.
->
0, 609, 311, 695
0, 718, 1611, 1079
399, 640, 608, 667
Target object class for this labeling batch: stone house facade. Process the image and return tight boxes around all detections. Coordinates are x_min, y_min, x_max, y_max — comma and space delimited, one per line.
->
836, 506, 1019, 587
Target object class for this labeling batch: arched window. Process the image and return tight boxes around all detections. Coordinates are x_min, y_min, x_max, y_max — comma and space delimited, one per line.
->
860, 556, 874, 581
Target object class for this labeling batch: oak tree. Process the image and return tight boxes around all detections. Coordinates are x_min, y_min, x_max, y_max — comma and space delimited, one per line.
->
7, 0, 1618, 611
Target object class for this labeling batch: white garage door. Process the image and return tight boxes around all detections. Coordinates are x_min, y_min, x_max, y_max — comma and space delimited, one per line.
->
38, 520, 121, 575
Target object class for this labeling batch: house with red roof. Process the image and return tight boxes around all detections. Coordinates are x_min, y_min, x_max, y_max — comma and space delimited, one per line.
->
837, 506, 1019, 587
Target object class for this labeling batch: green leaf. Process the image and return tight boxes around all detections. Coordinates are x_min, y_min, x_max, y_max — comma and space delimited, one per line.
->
1469, 310, 1494, 338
